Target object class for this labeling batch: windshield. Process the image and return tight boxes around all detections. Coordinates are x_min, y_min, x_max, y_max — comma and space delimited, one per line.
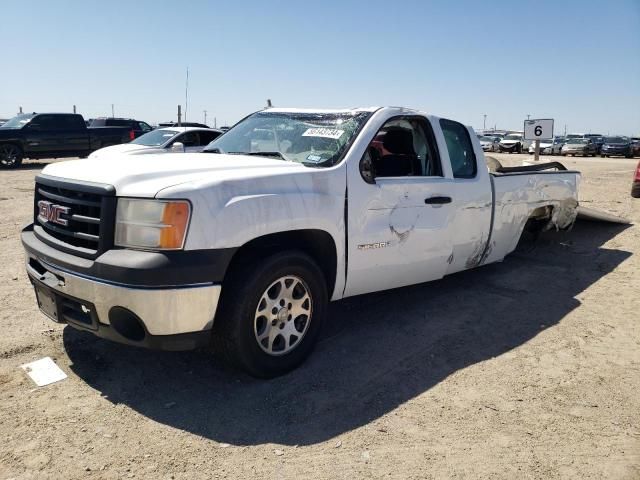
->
503, 134, 521, 140
604, 137, 626, 144
203, 110, 372, 167
0, 113, 35, 129
568, 139, 589, 144
480, 136, 496, 142
131, 129, 179, 146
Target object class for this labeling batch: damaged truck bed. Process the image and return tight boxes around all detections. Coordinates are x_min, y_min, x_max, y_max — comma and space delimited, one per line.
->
21, 106, 626, 377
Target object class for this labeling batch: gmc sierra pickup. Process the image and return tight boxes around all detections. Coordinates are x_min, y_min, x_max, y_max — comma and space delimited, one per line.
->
0, 113, 133, 168
21, 107, 580, 377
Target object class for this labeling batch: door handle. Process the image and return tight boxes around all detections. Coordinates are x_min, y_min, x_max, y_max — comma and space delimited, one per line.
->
425, 196, 452, 205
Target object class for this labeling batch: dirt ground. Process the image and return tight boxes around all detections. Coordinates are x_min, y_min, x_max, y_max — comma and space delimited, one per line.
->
0, 153, 638, 479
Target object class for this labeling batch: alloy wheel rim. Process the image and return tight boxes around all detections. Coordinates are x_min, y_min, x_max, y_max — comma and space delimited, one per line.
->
253, 275, 312, 356
0, 145, 18, 166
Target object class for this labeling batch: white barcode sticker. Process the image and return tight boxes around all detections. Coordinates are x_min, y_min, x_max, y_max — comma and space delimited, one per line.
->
302, 128, 344, 140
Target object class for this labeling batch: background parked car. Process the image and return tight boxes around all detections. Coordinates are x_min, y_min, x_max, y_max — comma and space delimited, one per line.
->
528, 139, 554, 155
629, 138, 640, 157
90, 117, 153, 139
158, 121, 211, 128
88, 127, 223, 159
584, 134, 605, 154
479, 135, 500, 152
499, 133, 524, 153
601, 136, 633, 158
561, 138, 597, 157
632, 160, 640, 198
547, 137, 566, 155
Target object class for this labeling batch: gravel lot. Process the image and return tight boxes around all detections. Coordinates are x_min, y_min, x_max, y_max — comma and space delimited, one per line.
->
1, 153, 638, 479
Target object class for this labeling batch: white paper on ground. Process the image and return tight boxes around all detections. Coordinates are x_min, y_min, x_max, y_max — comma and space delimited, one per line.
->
20, 357, 67, 386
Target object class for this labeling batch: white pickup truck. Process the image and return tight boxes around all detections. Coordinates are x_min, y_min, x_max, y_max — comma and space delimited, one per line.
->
22, 107, 580, 377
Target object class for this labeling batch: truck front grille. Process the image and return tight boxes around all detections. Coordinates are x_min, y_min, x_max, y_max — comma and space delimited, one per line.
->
33, 175, 116, 259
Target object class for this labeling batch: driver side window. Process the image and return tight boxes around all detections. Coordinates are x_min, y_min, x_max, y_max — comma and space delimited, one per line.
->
366, 117, 442, 178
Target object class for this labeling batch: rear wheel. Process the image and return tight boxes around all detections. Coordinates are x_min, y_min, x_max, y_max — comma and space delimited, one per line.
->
0, 144, 23, 168
212, 251, 327, 378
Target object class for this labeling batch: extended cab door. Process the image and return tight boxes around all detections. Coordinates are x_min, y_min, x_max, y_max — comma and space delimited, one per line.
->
437, 119, 493, 275
344, 115, 456, 297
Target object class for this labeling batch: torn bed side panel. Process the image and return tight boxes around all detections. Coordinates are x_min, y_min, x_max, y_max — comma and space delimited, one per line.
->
545, 198, 579, 231
576, 206, 632, 225
483, 170, 580, 265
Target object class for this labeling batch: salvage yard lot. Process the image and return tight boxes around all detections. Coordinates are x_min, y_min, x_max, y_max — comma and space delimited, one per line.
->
0, 154, 639, 479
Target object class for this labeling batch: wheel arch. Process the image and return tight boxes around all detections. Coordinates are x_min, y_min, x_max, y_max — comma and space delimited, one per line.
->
224, 229, 339, 298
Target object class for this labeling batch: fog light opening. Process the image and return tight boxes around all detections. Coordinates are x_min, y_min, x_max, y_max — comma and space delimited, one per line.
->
108, 307, 146, 342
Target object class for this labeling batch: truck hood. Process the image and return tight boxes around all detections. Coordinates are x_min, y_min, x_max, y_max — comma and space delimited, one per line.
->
88, 143, 157, 158
41, 153, 308, 197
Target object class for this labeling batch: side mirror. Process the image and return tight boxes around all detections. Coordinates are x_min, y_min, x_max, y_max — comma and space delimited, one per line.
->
171, 142, 185, 152
360, 148, 376, 184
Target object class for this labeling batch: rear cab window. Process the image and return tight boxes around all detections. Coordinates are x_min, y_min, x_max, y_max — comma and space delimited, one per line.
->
440, 119, 477, 178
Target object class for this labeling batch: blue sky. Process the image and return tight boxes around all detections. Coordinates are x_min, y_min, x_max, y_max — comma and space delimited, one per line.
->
1, 0, 639, 134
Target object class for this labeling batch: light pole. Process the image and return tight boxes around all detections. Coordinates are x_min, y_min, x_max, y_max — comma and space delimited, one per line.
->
203, 110, 207, 125
526, 114, 531, 120
483, 114, 487, 131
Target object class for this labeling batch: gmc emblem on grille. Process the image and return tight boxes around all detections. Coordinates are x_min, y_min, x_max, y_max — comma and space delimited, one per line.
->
37, 200, 70, 226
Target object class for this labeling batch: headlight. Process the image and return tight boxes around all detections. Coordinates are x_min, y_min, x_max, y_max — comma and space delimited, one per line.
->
115, 198, 191, 250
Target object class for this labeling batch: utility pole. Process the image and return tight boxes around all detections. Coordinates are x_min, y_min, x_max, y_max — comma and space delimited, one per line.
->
73, 105, 76, 114
184, 68, 189, 123
214, 117, 217, 128
526, 114, 531, 120
266, 99, 273, 108
19, 106, 23, 114
111, 104, 115, 118
483, 114, 487, 131
177, 105, 182, 126
203, 110, 207, 125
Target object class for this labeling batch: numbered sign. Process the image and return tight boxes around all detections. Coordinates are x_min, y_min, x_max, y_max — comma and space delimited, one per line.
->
524, 119, 554, 140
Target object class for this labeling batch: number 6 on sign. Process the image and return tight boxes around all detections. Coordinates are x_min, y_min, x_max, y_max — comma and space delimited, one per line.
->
524, 119, 554, 140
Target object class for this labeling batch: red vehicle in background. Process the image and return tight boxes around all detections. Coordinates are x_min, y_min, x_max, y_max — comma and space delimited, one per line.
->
632, 160, 640, 198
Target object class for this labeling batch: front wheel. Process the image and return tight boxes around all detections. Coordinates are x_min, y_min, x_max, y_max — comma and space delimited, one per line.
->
0, 144, 23, 168
212, 251, 328, 378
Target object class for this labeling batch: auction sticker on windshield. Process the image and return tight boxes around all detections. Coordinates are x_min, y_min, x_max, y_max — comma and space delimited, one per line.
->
302, 128, 344, 139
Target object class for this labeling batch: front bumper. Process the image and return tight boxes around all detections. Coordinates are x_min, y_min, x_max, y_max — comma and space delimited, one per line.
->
602, 148, 630, 156
22, 226, 230, 350
499, 143, 519, 152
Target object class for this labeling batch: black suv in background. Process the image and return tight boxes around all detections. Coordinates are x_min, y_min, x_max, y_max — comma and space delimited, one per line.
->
90, 118, 153, 139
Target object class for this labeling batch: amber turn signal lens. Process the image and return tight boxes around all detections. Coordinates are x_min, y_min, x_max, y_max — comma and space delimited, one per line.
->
159, 201, 190, 249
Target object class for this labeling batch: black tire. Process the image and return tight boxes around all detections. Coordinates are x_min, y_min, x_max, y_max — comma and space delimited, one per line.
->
211, 251, 328, 378
632, 183, 640, 198
0, 144, 23, 168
